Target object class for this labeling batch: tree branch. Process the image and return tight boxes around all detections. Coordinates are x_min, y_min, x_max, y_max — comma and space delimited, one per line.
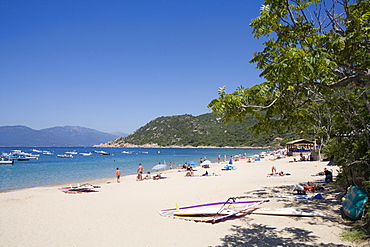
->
240, 98, 278, 109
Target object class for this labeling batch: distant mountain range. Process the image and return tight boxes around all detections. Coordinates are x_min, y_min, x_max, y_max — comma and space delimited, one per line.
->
0, 125, 127, 147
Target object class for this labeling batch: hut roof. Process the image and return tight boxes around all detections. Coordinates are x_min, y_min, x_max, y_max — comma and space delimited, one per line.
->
286, 139, 314, 145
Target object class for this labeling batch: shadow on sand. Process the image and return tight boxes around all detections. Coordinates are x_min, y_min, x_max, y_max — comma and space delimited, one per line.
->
216, 222, 348, 246
216, 185, 350, 246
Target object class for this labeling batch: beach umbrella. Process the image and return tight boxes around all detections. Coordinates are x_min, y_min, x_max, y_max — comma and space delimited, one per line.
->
152, 163, 167, 171
187, 161, 198, 166
202, 160, 212, 165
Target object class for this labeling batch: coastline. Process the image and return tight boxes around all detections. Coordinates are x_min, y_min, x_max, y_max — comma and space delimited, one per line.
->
0, 154, 353, 246
94, 141, 270, 149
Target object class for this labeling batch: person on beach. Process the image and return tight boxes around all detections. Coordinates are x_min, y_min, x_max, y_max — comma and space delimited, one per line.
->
218, 155, 220, 164
311, 168, 333, 183
224, 155, 227, 162
169, 162, 173, 169
229, 156, 233, 165
291, 181, 318, 194
324, 168, 333, 183
153, 173, 164, 180
116, 168, 121, 183
137, 163, 144, 181
185, 166, 194, 177
291, 183, 306, 194
311, 171, 325, 176
143, 172, 151, 180
271, 166, 277, 174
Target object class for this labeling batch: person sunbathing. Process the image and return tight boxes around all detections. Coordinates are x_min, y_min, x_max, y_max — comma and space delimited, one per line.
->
271, 166, 277, 174
143, 172, 152, 180
291, 184, 306, 194
291, 182, 316, 194
185, 167, 194, 177
153, 173, 165, 180
267, 167, 286, 176
311, 171, 325, 176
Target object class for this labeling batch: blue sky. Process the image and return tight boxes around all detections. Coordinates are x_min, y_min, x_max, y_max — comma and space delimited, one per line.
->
0, 0, 265, 134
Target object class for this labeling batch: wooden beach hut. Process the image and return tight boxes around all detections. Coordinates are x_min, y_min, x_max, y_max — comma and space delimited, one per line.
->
286, 139, 315, 156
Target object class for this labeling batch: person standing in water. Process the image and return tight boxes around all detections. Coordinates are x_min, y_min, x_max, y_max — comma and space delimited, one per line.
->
116, 168, 121, 183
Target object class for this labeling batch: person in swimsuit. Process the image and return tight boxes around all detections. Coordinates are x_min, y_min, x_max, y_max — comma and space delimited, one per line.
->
116, 168, 121, 183
143, 172, 151, 180
137, 163, 144, 181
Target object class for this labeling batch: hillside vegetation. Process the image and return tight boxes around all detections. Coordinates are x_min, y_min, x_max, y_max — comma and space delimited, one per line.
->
110, 113, 290, 147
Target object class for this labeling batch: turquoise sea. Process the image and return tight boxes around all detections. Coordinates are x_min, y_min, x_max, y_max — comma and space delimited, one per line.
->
0, 147, 265, 192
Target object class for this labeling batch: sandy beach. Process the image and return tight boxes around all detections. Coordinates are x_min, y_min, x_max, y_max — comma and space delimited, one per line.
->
0, 155, 355, 246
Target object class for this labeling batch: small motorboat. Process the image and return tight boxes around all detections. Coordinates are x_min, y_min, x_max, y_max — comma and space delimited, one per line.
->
17, 156, 30, 161
93, 150, 110, 155
79, 152, 92, 156
57, 154, 73, 158
0, 158, 14, 165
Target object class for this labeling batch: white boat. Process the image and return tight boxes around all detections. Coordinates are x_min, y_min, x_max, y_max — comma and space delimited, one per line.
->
57, 154, 73, 158
93, 150, 110, 155
42, 151, 53, 155
25, 156, 39, 159
122, 151, 133, 154
0, 158, 14, 165
11, 150, 30, 156
27, 154, 40, 158
31, 149, 43, 153
80, 152, 92, 156
65, 151, 78, 155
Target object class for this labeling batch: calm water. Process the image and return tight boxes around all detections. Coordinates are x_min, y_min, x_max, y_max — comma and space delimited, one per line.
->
0, 147, 265, 192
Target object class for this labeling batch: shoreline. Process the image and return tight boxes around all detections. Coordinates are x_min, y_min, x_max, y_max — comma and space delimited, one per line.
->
1, 147, 267, 192
94, 142, 270, 149
0, 155, 353, 246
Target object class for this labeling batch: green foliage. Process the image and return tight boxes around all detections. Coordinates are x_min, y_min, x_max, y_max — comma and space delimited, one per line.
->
341, 227, 369, 242
112, 113, 292, 147
209, 0, 370, 240
209, 0, 370, 159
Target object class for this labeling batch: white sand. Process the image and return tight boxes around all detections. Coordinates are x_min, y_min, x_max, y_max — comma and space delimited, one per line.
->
0, 155, 353, 246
